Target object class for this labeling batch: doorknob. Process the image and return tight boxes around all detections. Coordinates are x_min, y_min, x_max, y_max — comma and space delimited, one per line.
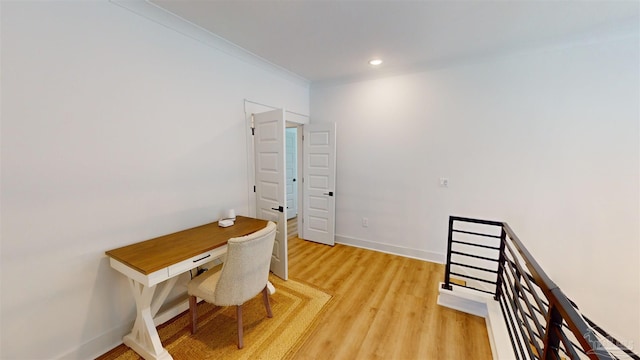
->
271, 206, 284, 213
293, 178, 296, 182
324, 191, 334, 196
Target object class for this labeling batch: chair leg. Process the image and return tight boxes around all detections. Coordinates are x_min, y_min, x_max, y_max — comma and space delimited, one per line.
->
236, 305, 244, 349
189, 296, 198, 334
262, 286, 273, 318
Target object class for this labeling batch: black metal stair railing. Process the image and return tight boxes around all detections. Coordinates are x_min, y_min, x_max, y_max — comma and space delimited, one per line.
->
442, 216, 639, 360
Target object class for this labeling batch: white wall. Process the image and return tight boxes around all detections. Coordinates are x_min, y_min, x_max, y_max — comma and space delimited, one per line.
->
311, 24, 639, 351
0, 2, 308, 359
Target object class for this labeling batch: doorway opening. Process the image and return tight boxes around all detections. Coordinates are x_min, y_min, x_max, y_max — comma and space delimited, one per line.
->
286, 124, 301, 240
246, 100, 336, 279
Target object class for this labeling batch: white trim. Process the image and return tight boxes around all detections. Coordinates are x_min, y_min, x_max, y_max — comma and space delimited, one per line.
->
286, 111, 310, 125
57, 294, 196, 359
56, 322, 133, 359
438, 283, 516, 360
335, 234, 446, 264
244, 100, 309, 219
109, 0, 309, 87
449, 264, 495, 294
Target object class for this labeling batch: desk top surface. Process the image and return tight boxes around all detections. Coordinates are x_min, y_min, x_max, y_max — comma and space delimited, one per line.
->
105, 216, 269, 275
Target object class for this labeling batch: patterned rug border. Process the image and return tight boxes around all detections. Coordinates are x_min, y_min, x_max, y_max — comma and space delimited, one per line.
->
281, 277, 336, 359
97, 276, 334, 360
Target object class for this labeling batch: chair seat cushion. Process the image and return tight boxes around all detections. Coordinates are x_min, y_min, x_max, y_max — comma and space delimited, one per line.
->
187, 269, 222, 302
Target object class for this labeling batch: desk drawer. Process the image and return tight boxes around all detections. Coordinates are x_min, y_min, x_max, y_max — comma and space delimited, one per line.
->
167, 246, 226, 276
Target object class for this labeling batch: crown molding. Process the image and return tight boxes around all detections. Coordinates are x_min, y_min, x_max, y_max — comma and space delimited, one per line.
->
109, 0, 310, 87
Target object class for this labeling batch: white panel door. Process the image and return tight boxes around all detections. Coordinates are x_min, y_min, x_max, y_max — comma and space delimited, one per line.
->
254, 109, 288, 280
285, 128, 298, 220
302, 123, 336, 246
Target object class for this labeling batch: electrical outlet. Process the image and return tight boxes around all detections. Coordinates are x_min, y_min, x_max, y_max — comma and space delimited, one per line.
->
439, 178, 449, 188
362, 217, 369, 227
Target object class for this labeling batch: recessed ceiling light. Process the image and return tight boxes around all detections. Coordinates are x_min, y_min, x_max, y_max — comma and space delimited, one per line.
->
369, 59, 383, 66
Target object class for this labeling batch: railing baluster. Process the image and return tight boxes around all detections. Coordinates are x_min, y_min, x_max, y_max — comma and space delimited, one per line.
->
542, 304, 562, 360
442, 216, 454, 291
494, 227, 507, 300
441, 216, 637, 360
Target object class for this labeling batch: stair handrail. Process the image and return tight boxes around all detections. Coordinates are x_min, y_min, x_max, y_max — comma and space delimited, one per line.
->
443, 216, 639, 360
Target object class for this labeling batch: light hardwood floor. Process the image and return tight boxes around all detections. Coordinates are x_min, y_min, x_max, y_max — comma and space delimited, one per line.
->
287, 237, 492, 360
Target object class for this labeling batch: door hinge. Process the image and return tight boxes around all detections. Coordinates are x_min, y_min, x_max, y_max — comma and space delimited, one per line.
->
250, 113, 255, 135
253, 185, 256, 193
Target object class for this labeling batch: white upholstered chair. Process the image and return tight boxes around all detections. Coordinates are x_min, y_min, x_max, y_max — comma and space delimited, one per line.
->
187, 221, 277, 349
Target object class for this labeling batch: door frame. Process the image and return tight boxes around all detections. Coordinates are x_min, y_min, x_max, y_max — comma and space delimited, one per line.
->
245, 100, 339, 246
244, 99, 308, 221
285, 126, 300, 220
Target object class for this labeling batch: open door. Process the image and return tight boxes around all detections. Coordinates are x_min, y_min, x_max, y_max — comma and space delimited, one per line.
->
254, 109, 288, 280
302, 123, 337, 246
285, 127, 298, 220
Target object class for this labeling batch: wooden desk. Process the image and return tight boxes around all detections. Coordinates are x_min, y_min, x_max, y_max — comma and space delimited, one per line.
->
106, 216, 268, 360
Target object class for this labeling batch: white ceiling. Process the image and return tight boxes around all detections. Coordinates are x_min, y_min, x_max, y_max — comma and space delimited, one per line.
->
150, 0, 638, 84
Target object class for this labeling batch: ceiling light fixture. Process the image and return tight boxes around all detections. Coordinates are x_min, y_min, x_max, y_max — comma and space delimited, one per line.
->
369, 59, 383, 66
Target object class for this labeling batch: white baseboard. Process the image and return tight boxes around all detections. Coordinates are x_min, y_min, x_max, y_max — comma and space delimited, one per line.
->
57, 294, 192, 360
57, 322, 133, 360
62, 238, 440, 360
335, 234, 446, 264
437, 282, 490, 318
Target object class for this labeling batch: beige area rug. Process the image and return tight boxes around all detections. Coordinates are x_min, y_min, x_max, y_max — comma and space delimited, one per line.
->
98, 276, 332, 360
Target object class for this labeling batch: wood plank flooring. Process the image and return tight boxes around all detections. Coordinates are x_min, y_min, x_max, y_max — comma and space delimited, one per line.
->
287, 237, 492, 360
288, 216, 298, 239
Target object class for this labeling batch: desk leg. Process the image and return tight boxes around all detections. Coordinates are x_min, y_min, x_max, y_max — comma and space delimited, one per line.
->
123, 277, 178, 360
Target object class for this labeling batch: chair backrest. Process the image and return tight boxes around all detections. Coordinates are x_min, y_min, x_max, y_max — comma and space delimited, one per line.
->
213, 221, 277, 306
